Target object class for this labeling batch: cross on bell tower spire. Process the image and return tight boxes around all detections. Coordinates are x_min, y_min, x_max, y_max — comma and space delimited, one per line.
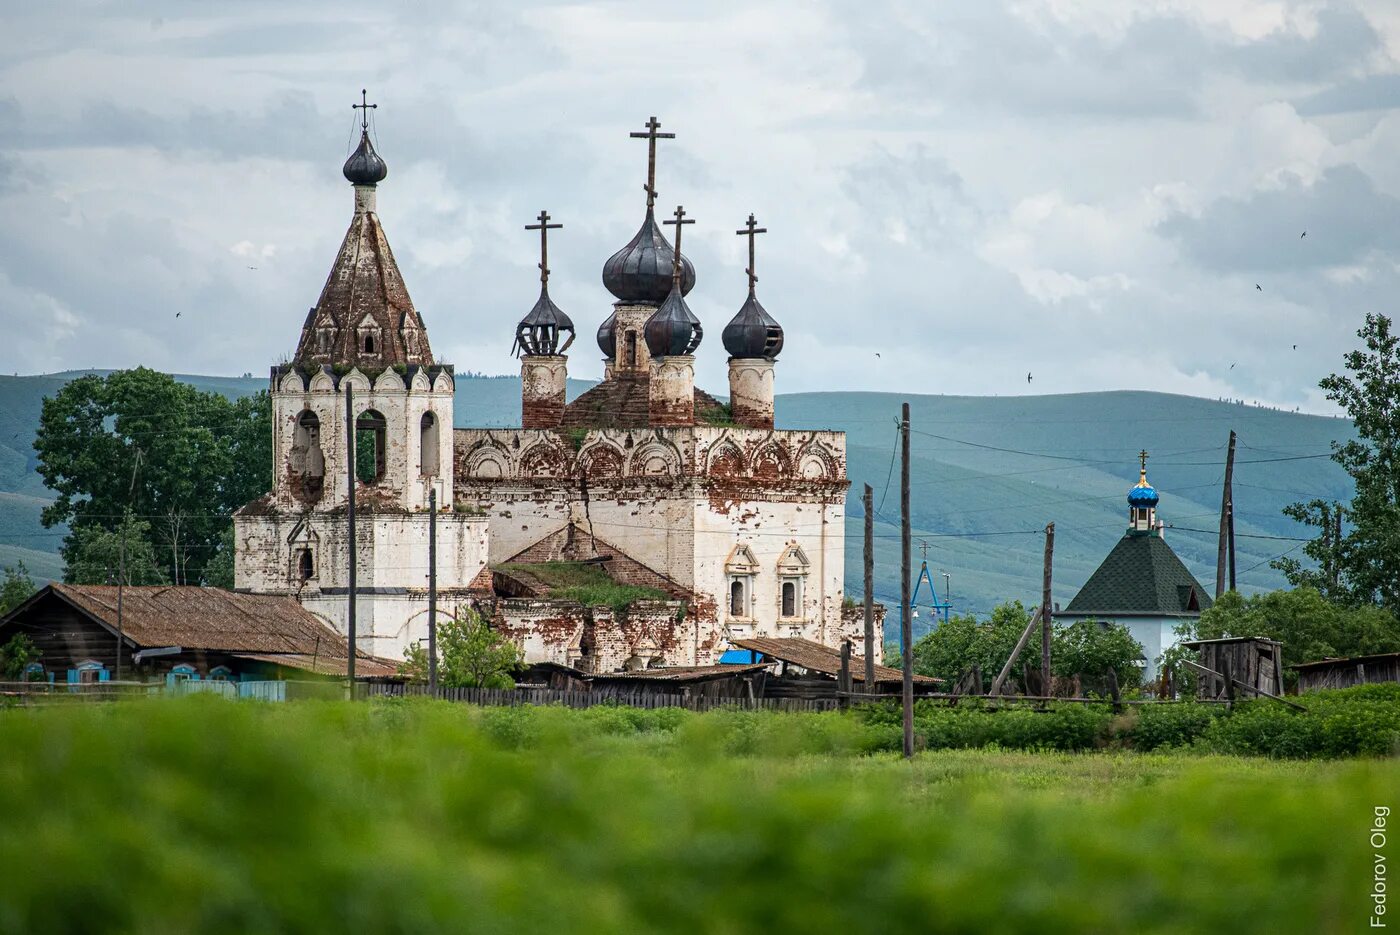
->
525, 210, 563, 286
735, 213, 767, 295
1139, 449, 1150, 480
630, 116, 675, 211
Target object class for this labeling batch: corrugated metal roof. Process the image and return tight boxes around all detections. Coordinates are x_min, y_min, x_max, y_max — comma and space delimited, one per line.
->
588, 664, 768, 682
1290, 651, 1400, 671
49, 584, 354, 656
233, 652, 400, 679
729, 637, 941, 684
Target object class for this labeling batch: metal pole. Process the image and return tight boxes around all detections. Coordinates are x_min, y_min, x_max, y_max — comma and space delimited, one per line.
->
428, 487, 438, 695
942, 572, 951, 623
863, 483, 875, 695
900, 402, 913, 760
1041, 522, 1054, 696
1215, 429, 1236, 598
1227, 501, 1237, 593
346, 384, 357, 687
116, 514, 125, 682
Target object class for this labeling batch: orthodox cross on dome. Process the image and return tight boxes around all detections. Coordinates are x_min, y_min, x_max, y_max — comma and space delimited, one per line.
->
735, 213, 767, 294
352, 89, 377, 131
525, 209, 563, 285
1139, 449, 1149, 472
630, 116, 675, 211
662, 205, 695, 286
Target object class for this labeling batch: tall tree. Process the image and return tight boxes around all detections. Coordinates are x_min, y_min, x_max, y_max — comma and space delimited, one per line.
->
0, 563, 36, 616
65, 513, 169, 586
1276, 314, 1400, 611
398, 608, 522, 689
35, 369, 271, 586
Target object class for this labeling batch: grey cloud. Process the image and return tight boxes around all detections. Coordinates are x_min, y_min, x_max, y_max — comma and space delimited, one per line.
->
1297, 73, 1400, 115
1157, 165, 1400, 273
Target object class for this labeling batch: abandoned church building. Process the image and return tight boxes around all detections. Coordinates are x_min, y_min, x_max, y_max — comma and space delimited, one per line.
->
234, 112, 873, 672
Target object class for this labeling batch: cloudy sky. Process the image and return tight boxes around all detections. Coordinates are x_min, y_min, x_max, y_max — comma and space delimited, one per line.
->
3, 0, 1399, 411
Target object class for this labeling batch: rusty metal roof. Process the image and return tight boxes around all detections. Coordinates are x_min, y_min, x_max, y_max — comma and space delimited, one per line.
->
588, 664, 768, 682
233, 652, 400, 679
729, 637, 941, 684
1290, 651, 1400, 671
47, 584, 358, 657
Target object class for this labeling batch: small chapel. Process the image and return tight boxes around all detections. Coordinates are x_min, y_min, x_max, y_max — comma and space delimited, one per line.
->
1053, 453, 1212, 680
234, 108, 873, 672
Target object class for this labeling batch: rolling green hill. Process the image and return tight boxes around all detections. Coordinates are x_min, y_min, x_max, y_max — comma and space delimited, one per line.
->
0, 373, 1354, 635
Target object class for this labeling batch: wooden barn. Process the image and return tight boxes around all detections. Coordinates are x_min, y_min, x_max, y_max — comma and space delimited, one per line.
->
1180, 637, 1284, 700
587, 664, 770, 701
1291, 652, 1400, 693
0, 584, 397, 685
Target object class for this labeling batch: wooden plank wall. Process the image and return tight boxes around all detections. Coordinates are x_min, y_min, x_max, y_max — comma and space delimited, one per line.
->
360, 683, 844, 712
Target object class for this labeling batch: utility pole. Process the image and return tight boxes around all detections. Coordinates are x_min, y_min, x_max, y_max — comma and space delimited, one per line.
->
863, 483, 875, 695
1040, 522, 1054, 696
900, 403, 913, 760
346, 384, 357, 688
1215, 429, 1236, 598
428, 487, 438, 695
1228, 501, 1236, 592
114, 451, 141, 683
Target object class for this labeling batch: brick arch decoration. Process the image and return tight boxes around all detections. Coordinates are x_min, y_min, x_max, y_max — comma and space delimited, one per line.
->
707, 437, 747, 478
519, 440, 571, 478
750, 441, 792, 479
578, 441, 625, 479
463, 439, 513, 479
796, 441, 837, 480
628, 438, 682, 477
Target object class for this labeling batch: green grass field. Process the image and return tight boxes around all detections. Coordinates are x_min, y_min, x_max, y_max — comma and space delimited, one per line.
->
0, 698, 1390, 933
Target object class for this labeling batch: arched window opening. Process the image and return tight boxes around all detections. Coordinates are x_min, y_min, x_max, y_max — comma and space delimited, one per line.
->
625, 331, 638, 369
209, 666, 232, 682
355, 410, 387, 484
290, 410, 325, 502
730, 579, 745, 617
297, 548, 314, 582
782, 581, 796, 618
364, 334, 376, 354
420, 412, 439, 477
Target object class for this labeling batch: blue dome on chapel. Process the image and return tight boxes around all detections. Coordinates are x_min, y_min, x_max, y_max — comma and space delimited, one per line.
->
1128, 482, 1159, 507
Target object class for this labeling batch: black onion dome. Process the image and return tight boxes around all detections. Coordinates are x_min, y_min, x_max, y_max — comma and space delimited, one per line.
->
602, 209, 696, 303
722, 292, 784, 360
644, 284, 703, 357
514, 286, 575, 357
343, 131, 388, 185
597, 310, 617, 358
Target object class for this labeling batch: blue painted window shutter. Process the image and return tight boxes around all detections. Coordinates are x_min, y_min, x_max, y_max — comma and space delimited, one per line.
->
67, 670, 78, 684
98, 669, 110, 682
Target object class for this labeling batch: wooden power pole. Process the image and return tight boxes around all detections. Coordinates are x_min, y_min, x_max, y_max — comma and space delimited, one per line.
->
863, 483, 875, 695
345, 384, 357, 688
1215, 429, 1236, 598
428, 487, 438, 695
1041, 521, 1054, 695
900, 403, 913, 760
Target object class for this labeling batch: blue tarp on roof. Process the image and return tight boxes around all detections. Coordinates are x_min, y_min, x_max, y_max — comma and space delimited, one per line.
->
718, 649, 762, 665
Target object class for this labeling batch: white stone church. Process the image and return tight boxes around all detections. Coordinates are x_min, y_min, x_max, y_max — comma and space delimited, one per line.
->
234, 115, 873, 672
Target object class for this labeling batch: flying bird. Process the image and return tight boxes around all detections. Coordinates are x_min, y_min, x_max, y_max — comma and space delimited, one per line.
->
175, 312, 181, 318
1301, 231, 1306, 238
1256, 284, 1262, 291
1229, 363, 1236, 370
247, 266, 258, 270
874, 352, 881, 358
1026, 372, 1033, 383
1292, 344, 1297, 350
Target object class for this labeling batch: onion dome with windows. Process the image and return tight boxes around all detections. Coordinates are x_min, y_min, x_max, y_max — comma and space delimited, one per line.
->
602, 209, 696, 304
644, 281, 703, 357
722, 214, 783, 359
513, 210, 575, 357
342, 131, 388, 186
596, 310, 617, 358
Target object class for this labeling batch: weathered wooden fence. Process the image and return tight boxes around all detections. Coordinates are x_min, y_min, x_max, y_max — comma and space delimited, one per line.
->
359, 682, 846, 712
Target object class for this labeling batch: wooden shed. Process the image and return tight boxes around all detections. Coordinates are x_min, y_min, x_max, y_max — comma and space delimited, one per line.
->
1181, 637, 1284, 700
586, 664, 769, 701
1291, 652, 1400, 693
728, 637, 942, 699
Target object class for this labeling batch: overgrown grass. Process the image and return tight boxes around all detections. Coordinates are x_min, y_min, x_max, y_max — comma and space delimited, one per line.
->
0, 698, 1390, 932
497, 560, 669, 611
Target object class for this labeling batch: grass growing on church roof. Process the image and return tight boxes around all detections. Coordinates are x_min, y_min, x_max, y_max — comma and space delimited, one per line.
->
497, 560, 669, 611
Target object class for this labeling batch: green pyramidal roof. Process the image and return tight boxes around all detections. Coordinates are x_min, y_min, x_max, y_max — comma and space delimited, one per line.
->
1063, 533, 1212, 617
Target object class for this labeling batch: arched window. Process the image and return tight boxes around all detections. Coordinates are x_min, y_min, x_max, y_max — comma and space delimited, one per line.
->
290, 410, 324, 502
355, 410, 387, 484
782, 581, 796, 618
297, 548, 314, 581
363, 334, 375, 354
420, 412, 438, 476
209, 666, 232, 682
625, 331, 638, 368
730, 579, 745, 617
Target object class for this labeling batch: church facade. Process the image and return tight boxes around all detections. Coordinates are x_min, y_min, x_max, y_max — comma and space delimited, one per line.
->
235, 113, 870, 670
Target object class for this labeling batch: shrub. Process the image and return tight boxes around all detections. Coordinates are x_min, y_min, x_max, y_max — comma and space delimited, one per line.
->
1128, 703, 1223, 751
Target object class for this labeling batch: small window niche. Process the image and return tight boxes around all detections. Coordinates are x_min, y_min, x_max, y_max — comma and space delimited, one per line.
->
290, 410, 325, 503
724, 543, 760, 621
296, 547, 315, 582
355, 410, 388, 484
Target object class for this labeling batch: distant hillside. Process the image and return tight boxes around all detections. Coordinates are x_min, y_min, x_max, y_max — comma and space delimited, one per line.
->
0, 373, 1355, 637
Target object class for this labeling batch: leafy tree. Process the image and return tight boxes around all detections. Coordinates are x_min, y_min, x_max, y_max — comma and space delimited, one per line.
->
397, 608, 522, 689
0, 563, 37, 616
64, 513, 169, 586
1164, 588, 1400, 690
0, 634, 40, 681
203, 525, 237, 590
35, 368, 271, 586
1277, 314, 1400, 610
1051, 620, 1144, 697
912, 601, 1032, 691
